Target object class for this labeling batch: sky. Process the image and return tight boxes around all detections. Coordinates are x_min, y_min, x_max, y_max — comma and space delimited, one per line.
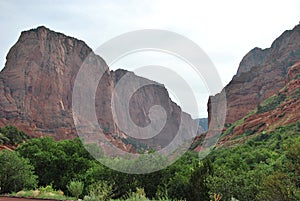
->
0, 0, 299, 118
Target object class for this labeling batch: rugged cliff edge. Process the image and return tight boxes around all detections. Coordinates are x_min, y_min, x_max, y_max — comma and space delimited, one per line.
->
0, 26, 199, 152
217, 60, 300, 146
196, 24, 300, 150
208, 24, 300, 126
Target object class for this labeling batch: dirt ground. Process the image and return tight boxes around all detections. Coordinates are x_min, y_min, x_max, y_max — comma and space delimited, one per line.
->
0, 197, 65, 201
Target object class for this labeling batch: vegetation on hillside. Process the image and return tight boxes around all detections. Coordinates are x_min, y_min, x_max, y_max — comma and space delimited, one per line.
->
0, 123, 299, 200
0, 125, 29, 145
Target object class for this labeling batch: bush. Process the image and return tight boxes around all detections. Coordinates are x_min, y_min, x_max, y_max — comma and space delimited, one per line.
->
11, 186, 69, 200
257, 172, 294, 201
124, 188, 149, 201
0, 133, 9, 145
67, 181, 84, 199
84, 181, 113, 201
16, 137, 93, 191
0, 126, 29, 145
0, 150, 37, 193
38, 184, 55, 193
297, 121, 300, 131
257, 93, 286, 114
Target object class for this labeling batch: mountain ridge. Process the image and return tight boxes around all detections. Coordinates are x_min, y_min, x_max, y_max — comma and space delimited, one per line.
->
196, 24, 300, 150
0, 26, 200, 153
208, 24, 300, 127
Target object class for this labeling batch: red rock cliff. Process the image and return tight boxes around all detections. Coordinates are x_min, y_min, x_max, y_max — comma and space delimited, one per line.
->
208, 24, 300, 127
0, 26, 198, 151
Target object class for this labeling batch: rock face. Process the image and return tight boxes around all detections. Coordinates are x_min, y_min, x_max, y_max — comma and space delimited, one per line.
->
208, 24, 300, 126
188, 25, 300, 150
236, 47, 269, 76
218, 60, 300, 146
0, 26, 89, 139
0, 26, 198, 151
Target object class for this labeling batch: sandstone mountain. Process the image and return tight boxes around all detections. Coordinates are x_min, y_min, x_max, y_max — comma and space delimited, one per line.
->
208, 24, 300, 126
205, 24, 300, 147
2, 25, 299, 152
218, 60, 300, 146
0, 26, 199, 152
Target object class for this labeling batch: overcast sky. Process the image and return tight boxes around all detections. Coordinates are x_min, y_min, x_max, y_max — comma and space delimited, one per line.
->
0, 0, 299, 117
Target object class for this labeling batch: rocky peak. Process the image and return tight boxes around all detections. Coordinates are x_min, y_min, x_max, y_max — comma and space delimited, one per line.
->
208, 24, 300, 127
217, 60, 300, 147
270, 25, 300, 53
0, 26, 93, 139
0, 26, 199, 153
236, 47, 269, 76
237, 25, 300, 77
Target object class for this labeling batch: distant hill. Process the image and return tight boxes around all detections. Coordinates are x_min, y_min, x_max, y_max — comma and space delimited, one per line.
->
196, 118, 208, 132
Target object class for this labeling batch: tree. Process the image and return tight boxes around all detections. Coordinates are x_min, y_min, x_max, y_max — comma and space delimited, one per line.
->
0, 150, 37, 193
286, 141, 300, 185
257, 172, 295, 201
189, 159, 213, 201
0, 125, 29, 145
155, 151, 198, 200
84, 181, 114, 201
16, 137, 93, 191
0, 132, 9, 145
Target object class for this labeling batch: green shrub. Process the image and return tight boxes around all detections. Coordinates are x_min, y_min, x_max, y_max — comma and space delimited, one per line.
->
84, 181, 113, 201
83, 195, 98, 201
257, 93, 286, 114
0, 150, 37, 193
297, 121, 300, 132
0, 125, 29, 145
16, 137, 92, 191
0, 133, 9, 145
67, 181, 84, 199
222, 110, 256, 137
11, 187, 69, 200
257, 172, 294, 201
124, 188, 149, 201
39, 184, 55, 193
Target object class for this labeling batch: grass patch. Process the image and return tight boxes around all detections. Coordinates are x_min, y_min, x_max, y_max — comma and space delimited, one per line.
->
257, 93, 286, 114
11, 185, 75, 200
222, 110, 256, 138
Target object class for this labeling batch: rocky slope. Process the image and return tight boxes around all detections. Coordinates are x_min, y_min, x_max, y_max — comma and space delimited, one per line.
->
218, 60, 300, 146
197, 24, 300, 149
208, 24, 300, 126
192, 25, 300, 151
0, 26, 198, 152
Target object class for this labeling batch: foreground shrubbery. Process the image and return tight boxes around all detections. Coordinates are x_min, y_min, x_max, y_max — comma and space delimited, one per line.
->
0, 122, 299, 200
12, 185, 178, 201
207, 122, 300, 201
0, 150, 37, 193
11, 184, 73, 200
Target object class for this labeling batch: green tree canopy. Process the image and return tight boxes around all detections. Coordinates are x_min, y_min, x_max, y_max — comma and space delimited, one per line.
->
0, 150, 37, 193
16, 137, 93, 191
0, 125, 29, 145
